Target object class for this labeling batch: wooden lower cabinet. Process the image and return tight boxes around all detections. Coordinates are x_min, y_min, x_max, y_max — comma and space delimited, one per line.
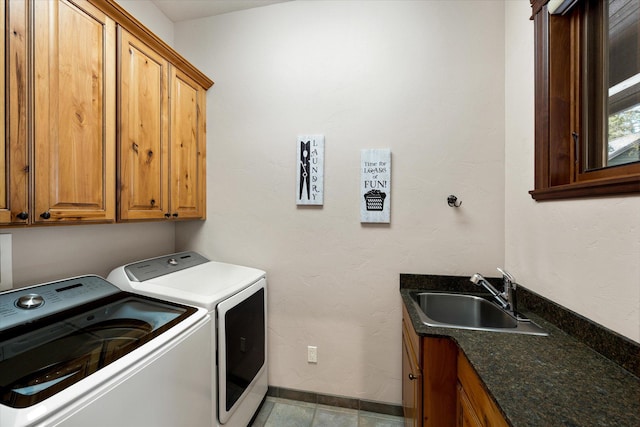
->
402, 313, 422, 427
422, 337, 458, 426
402, 305, 457, 427
457, 383, 483, 427
402, 305, 508, 427
456, 353, 509, 427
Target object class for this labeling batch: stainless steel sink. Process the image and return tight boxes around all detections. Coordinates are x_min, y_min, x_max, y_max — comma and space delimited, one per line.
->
410, 292, 548, 336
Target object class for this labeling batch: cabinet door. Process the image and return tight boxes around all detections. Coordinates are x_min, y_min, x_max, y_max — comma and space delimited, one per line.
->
118, 28, 169, 220
0, 0, 9, 223
169, 67, 206, 220
402, 326, 422, 427
33, 0, 115, 223
423, 338, 457, 427
1, 0, 29, 225
457, 353, 509, 427
457, 383, 482, 427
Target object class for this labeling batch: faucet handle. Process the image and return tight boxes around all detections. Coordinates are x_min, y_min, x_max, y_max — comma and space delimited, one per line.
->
496, 267, 516, 289
497, 268, 519, 316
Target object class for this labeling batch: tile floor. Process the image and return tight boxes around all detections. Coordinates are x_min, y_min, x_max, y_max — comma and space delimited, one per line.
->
251, 397, 405, 427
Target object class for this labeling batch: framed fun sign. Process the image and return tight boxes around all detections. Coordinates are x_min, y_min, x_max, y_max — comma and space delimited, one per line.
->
360, 149, 391, 223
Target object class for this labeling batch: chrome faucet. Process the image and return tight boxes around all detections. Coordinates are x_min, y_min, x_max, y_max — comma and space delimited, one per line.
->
469, 268, 518, 315
497, 267, 517, 316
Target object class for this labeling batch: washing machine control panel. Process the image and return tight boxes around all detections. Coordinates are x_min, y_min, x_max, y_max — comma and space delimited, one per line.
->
0, 275, 120, 332
124, 251, 210, 282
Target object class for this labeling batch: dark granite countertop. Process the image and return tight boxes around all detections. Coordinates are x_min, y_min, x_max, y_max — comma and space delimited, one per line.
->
400, 275, 640, 427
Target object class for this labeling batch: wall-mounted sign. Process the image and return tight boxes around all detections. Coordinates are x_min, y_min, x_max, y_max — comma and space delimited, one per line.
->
296, 135, 324, 205
361, 149, 391, 223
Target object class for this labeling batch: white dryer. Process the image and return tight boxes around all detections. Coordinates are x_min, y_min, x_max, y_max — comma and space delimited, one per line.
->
108, 252, 267, 427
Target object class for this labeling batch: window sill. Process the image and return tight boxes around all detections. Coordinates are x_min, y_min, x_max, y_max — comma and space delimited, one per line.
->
529, 175, 640, 200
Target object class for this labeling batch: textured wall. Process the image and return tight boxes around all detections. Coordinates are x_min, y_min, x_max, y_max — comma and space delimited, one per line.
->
6, 222, 175, 287
175, 1, 506, 404
504, 1, 640, 343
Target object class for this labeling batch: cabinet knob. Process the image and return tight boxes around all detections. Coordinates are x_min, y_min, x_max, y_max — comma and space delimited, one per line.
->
40, 211, 51, 219
17, 212, 29, 220
408, 373, 418, 380
164, 213, 171, 218
172, 213, 178, 218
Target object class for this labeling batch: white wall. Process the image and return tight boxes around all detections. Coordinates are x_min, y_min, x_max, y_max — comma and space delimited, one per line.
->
175, 1, 505, 404
504, 1, 640, 343
2, 0, 176, 289
6, 223, 175, 287
115, 0, 175, 46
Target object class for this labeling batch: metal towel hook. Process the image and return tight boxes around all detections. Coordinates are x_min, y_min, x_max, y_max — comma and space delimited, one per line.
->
447, 195, 462, 208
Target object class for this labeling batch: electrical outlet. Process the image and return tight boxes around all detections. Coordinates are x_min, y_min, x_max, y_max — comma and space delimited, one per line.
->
307, 346, 317, 363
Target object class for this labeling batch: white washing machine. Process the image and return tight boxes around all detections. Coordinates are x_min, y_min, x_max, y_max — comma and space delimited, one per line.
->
0, 275, 211, 427
108, 252, 268, 427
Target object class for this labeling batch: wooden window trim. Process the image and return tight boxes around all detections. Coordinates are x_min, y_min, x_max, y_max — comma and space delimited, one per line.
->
529, 0, 640, 201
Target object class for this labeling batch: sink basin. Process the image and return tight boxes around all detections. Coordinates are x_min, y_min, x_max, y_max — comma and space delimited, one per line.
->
410, 292, 548, 336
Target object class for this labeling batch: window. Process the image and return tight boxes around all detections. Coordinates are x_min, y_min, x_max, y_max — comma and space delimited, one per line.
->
530, 0, 640, 200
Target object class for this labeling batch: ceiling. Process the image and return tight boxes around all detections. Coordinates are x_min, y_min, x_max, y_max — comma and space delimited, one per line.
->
150, 0, 292, 22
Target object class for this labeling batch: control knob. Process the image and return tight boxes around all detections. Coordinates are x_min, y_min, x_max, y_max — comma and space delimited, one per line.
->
16, 294, 45, 309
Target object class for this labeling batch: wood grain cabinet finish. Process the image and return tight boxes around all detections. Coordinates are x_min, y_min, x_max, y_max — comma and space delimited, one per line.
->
2, 0, 30, 225
456, 353, 509, 427
118, 30, 206, 221
402, 306, 458, 427
0, 0, 211, 226
33, 0, 116, 223
402, 303, 422, 427
0, 1, 10, 223
402, 307, 508, 427
118, 29, 169, 220
457, 383, 483, 427
1, 0, 116, 225
168, 68, 206, 220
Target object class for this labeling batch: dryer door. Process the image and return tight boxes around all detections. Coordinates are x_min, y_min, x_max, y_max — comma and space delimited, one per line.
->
217, 278, 266, 424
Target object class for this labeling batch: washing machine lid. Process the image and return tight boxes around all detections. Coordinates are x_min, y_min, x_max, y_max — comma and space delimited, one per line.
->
0, 276, 201, 408
111, 252, 265, 311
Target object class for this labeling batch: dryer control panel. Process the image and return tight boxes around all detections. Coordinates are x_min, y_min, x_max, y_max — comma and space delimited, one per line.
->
124, 252, 210, 282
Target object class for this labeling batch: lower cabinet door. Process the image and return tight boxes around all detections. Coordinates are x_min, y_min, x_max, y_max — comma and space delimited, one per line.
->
457, 353, 509, 427
402, 331, 422, 427
457, 383, 482, 427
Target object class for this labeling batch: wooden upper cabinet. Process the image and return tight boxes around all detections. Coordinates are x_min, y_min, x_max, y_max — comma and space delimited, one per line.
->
118, 28, 169, 220
118, 31, 206, 221
1, 0, 29, 225
0, 0, 210, 226
33, 0, 116, 223
0, 1, 9, 224
169, 68, 206, 220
